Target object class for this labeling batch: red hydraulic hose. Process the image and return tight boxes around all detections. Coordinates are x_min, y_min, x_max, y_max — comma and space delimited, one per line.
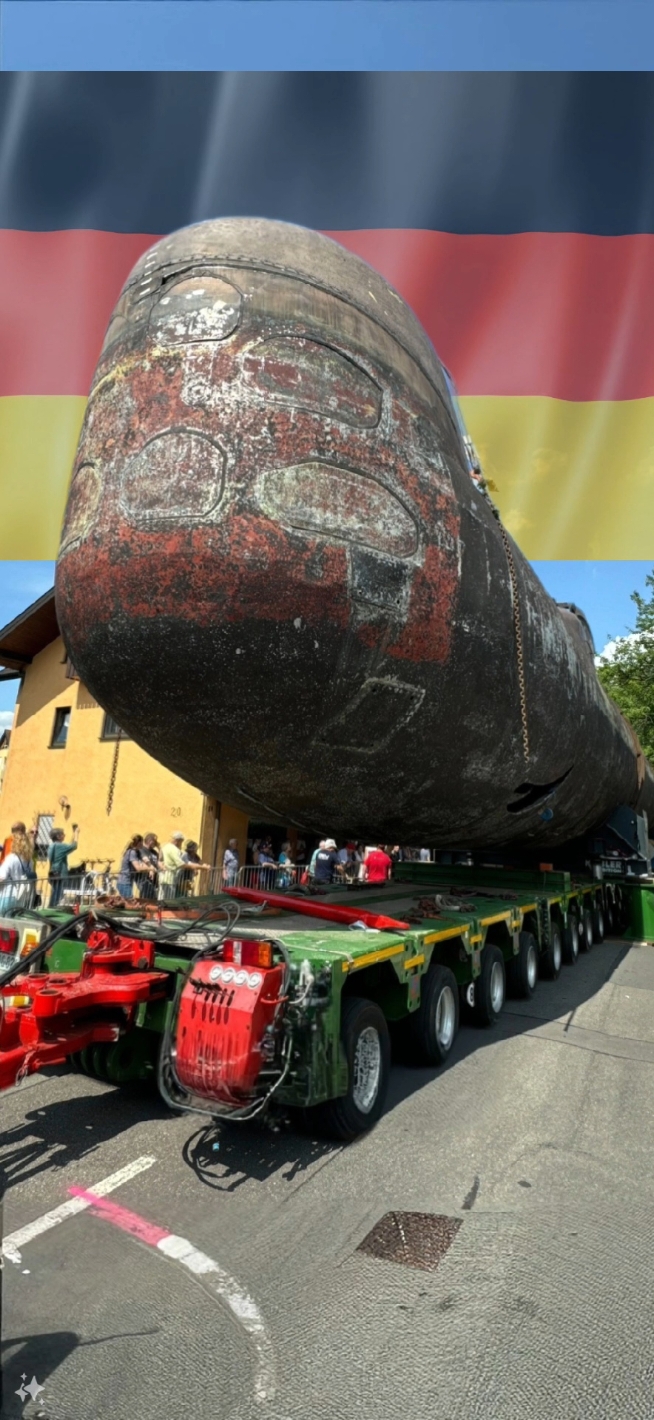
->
223, 886, 409, 932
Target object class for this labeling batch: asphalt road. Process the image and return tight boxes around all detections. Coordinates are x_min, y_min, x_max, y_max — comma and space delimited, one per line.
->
3, 937, 654, 1420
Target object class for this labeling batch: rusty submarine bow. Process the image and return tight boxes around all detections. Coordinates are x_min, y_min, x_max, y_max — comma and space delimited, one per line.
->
55, 217, 654, 848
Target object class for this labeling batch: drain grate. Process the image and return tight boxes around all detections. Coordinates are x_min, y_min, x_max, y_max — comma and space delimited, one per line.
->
357, 1211, 462, 1271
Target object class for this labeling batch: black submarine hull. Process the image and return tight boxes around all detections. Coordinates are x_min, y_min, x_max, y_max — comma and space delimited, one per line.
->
55, 217, 654, 847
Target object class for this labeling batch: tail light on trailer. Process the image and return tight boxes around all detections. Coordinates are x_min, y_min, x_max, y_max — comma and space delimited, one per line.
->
20, 931, 41, 957
1, 929, 38, 1009
221, 938, 274, 969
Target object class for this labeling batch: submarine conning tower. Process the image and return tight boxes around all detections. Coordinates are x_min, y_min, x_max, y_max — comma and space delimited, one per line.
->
55, 217, 654, 847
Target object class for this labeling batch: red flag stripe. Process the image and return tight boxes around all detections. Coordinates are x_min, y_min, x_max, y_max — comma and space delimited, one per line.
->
4, 227, 654, 402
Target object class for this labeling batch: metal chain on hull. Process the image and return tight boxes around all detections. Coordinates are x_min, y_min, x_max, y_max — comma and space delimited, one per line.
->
499, 524, 530, 766
106, 728, 122, 815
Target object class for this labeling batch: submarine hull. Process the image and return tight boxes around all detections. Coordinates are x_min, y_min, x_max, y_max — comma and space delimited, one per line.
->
55, 218, 654, 847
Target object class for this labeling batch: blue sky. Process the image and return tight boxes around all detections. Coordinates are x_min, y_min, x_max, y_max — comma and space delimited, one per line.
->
4, 2, 654, 72
0, 557, 651, 729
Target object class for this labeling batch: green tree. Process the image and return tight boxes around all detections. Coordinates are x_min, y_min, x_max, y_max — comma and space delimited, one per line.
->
597, 571, 654, 761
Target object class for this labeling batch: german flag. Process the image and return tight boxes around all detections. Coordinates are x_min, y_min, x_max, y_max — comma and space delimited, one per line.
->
4, 71, 654, 560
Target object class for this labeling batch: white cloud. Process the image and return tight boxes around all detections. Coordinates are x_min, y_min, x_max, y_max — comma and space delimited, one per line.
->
596, 631, 654, 666
0, 710, 14, 731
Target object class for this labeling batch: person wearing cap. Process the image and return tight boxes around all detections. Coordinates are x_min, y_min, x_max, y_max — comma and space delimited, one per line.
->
159, 830, 187, 900
313, 838, 340, 884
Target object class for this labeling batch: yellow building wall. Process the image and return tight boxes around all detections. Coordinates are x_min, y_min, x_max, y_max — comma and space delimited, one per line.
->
0, 744, 9, 797
0, 634, 208, 867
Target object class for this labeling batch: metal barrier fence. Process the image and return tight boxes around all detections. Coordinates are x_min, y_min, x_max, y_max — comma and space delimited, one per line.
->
0, 851, 410, 914
0, 869, 125, 912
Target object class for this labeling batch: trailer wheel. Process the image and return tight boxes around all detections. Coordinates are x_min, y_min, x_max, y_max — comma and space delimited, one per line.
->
473, 946, 505, 1026
580, 906, 594, 952
310, 997, 391, 1141
563, 915, 579, 964
540, 923, 562, 980
91, 1044, 111, 1080
506, 932, 538, 999
409, 965, 459, 1064
592, 904, 605, 942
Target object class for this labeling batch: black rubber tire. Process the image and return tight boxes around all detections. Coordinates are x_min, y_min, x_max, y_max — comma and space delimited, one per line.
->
579, 906, 594, 952
604, 900, 614, 934
506, 931, 538, 999
407, 964, 460, 1065
563, 915, 579, 965
309, 997, 391, 1141
91, 1044, 111, 1080
78, 1045, 97, 1076
592, 904, 605, 942
473, 945, 506, 1026
540, 922, 563, 980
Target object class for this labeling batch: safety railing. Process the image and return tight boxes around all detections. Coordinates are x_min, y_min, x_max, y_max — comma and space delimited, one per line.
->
0, 852, 415, 916
193, 864, 302, 895
0, 869, 125, 912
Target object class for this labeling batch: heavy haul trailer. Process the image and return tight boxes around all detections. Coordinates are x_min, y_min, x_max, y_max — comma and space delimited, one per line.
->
0, 870, 627, 1140
391, 862, 623, 959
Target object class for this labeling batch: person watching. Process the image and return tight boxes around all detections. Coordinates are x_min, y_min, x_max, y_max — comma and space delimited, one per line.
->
222, 837, 240, 887
48, 826, 80, 907
362, 843, 393, 886
313, 839, 339, 884
159, 831, 187, 900
139, 833, 161, 901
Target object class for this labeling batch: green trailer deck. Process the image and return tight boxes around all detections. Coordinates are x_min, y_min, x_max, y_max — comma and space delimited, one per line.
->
2, 864, 631, 1140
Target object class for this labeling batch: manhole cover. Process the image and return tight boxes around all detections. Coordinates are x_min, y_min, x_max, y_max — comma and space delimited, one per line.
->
357, 1211, 462, 1271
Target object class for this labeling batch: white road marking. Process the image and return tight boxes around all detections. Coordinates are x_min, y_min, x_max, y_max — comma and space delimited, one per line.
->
1, 1155, 156, 1266
158, 1232, 276, 1402
2, 1155, 275, 1403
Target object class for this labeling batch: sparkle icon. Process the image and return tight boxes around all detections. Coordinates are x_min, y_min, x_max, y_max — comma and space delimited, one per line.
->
16, 1374, 45, 1403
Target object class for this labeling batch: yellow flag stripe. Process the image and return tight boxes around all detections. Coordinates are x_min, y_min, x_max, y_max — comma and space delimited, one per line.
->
0, 397, 86, 559
3, 393, 654, 560
461, 395, 654, 559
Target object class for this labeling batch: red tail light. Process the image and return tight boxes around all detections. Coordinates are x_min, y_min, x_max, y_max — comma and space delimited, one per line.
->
221, 938, 274, 969
0, 928, 18, 954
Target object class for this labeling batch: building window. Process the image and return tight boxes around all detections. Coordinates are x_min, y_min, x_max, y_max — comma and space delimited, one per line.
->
50, 707, 71, 748
35, 813, 54, 860
101, 713, 131, 741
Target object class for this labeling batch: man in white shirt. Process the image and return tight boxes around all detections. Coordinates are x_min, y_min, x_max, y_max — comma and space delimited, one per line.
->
222, 838, 239, 887
159, 831, 186, 899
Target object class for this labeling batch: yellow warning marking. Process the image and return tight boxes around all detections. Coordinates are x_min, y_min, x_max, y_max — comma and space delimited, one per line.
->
341, 944, 405, 974
423, 928, 466, 945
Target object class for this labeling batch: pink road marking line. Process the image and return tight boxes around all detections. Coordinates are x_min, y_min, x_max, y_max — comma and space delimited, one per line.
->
67, 1188, 170, 1247
66, 1184, 275, 1402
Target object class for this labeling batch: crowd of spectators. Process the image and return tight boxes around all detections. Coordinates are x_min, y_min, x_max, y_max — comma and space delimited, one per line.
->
0, 812, 434, 913
241, 837, 433, 887
0, 819, 215, 909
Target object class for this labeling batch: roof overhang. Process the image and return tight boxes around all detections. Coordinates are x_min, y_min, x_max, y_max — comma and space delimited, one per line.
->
0, 588, 58, 669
